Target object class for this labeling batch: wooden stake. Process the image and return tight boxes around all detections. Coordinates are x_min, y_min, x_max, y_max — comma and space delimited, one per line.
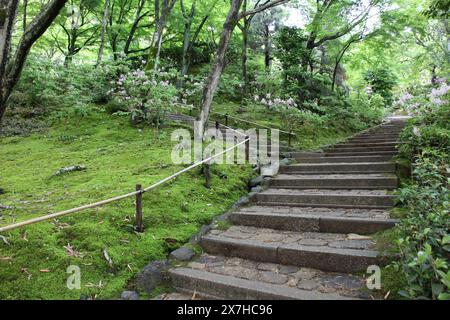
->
135, 184, 143, 232
245, 136, 250, 163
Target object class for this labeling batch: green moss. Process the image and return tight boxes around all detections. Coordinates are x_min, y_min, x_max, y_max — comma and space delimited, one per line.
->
0, 109, 252, 300
215, 220, 232, 231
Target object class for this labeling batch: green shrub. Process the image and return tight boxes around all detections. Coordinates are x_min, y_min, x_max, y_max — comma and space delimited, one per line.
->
393, 89, 450, 300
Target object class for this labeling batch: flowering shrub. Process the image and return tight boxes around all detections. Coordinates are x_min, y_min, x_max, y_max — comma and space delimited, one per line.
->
109, 64, 180, 127
393, 84, 450, 300
252, 94, 326, 132
430, 83, 450, 106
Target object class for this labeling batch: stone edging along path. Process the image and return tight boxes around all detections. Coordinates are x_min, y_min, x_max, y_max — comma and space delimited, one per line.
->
136, 117, 407, 300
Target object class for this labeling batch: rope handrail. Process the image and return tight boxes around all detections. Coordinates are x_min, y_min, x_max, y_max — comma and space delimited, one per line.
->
0, 136, 250, 233
170, 105, 295, 136
211, 111, 295, 136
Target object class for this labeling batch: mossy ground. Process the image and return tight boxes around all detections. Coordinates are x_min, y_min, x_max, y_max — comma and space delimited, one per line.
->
0, 107, 253, 299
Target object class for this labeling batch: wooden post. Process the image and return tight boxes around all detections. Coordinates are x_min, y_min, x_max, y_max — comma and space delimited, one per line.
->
189, 107, 192, 116
204, 151, 212, 189
288, 131, 292, 147
245, 136, 250, 163
225, 114, 229, 126
135, 184, 143, 232
215, 121, 219, 130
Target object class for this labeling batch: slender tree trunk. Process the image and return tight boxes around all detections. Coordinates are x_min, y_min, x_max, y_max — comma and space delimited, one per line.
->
23, 0, 28, 31
178, 14, 208, 88
241, 21, 249, 106
263, 24, 270, 71
124, 0, 145, 55
177, 0, 194, 88
97, 0, 109, 66
197, 0, 243, 135
65, 28, 77, 66
150, 0, 177, 75
178, 23, 191, 88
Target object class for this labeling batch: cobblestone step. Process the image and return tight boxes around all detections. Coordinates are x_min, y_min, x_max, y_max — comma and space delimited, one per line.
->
229, 210, 397, 234
270, 173, 398, 189
326, 146, 398, 153
346, 138, 399, 144
254, 188, 395, 209
352, 134, 401, 139
169, 254, 370, 299
336, 142, 399, 148
280, 162, 396, 174
200, 226, 381, 273
324, 151, 398, 157
294, 155, 394, 163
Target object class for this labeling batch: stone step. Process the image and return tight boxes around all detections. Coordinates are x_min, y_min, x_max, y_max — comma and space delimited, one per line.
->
352, 134, 400, 139
254, 189, 396, 209
201, 226, 380, 272
336, 142, 398, 148
169, 255, 369, 300
229, 209, 398, 234
280, 162, 396, 174
270, 173, 398, 189
325, 146, 398, 153
346, 138, 399, 144
294, 155, 394, 163
325, 151, 398, 157
363, 132, 402, 136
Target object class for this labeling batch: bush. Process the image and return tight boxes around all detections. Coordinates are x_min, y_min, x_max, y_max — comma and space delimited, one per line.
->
393, 86, 450, 300
109, 66, 180, 127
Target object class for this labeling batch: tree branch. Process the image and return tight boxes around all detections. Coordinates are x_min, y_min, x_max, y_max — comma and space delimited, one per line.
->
238, 0, 288, 20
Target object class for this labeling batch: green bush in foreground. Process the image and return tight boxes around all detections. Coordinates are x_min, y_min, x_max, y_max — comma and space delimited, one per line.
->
393, 89, 450, 300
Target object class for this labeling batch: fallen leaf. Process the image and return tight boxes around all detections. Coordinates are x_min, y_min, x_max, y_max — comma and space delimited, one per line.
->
0, 235, 10, 245
0, 256, 12, 261
21, 268, 32, 280
103, 249, 113, 268
64, 243, 83, 257
40, 269, 51, 273
384, 291, 391, 300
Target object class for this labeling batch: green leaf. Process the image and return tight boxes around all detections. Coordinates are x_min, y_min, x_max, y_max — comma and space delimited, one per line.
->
438, 292, 450, 300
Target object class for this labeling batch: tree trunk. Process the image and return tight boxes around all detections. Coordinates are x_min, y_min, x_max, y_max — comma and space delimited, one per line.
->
0, 0, 67, 124
124, 0, 146, 55
97, 0, 109, 65
0, 0, 19, 123
65, 27, 77, 66
23, 0, 28, 31
197, 0, 243, 135
150, 0, 177, 75
177, 0, 195, 88
263, 23, 270, 71
241, 23, 248, 107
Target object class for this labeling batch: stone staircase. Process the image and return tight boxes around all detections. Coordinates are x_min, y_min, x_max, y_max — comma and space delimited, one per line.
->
167, 119, 406, 300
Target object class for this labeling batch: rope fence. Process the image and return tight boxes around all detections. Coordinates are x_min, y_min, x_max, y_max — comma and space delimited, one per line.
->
0, 131, 250, 234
